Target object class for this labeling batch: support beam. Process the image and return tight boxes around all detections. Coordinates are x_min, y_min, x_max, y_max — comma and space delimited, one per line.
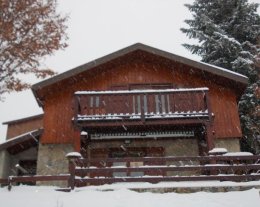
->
205, 122, 215, 151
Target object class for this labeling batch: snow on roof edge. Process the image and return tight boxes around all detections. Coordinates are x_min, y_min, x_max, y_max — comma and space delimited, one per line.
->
32, 43, 248, 93
0, 128, 43, 145
75, 87, 209, 95
197, 61, 247, 79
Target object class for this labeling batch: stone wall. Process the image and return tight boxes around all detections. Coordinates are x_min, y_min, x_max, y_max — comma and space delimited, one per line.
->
88, 138, 199, 157
214, 138, 240, 152
0, 150, 10, 178
36, 143, 74, 187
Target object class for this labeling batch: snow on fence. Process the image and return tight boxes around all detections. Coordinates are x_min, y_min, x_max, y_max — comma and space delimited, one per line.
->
1, 154, 260, 191
67, 155, 260, 190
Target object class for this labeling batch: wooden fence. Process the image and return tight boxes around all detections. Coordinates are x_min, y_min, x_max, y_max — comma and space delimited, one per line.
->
68, 155, 260, 189
1, 155, 260, 191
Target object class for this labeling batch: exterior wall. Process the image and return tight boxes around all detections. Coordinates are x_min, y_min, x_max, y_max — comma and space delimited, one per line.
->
36, 143, 73, 187
214, 138, 241, 152
6, 116, 43, 139
88, 138, 199, 158
38, 55, 243, 148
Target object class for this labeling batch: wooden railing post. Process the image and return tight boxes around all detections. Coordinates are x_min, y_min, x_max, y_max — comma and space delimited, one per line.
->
66, 152, 82, 190
204, 90, 212, 123
140, 94, 145, 123
73, 94, 80, 125
7, 176, 12, 191
203, 90, 215, 151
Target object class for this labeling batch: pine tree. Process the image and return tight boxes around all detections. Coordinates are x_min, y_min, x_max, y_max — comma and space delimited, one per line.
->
181, 0, 260, 153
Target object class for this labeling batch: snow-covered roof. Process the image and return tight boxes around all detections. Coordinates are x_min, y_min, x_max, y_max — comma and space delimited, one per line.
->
32, 43, 248, 106
0, 128, 43, 153
75, 87, 209, 95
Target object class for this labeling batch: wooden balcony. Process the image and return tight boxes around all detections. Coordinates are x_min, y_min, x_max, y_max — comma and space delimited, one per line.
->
73, 88, 212, 128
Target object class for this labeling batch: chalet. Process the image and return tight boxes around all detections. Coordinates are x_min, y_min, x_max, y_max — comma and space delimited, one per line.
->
0, 43, 248, 185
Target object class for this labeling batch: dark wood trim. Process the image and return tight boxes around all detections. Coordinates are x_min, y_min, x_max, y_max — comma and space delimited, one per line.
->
76, 119, 208, 128
75, 164, 260, 175
76, 155, 260, 165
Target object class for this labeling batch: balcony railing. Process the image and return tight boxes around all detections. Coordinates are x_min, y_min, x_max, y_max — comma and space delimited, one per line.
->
74, 88, 212, 126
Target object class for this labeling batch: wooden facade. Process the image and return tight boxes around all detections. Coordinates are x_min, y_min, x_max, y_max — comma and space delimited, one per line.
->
31, 44, 247, 153
3, 114, 43, 140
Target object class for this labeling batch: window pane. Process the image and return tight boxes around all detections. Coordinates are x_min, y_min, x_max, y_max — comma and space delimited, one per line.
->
90, 96, 94, 108
143, 95, 147, 113
95, 96, 100, 107
161, 95, 166, 113
155, 95, 160, 113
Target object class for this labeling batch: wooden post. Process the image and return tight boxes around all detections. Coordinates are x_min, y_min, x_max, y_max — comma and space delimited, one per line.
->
203, 90, 215, 152
73, 94, 80, 126
205, 122, 215, 152
140, 94, 145, 123
8, 176, 12, 191
66, 152, 82, 190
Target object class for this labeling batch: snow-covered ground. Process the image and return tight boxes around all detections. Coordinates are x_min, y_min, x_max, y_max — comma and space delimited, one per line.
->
1, 182, 260, 207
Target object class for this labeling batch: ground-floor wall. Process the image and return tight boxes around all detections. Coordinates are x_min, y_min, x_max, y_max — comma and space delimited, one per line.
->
36, 143, 74, 187
85, 138, 200, 157
83, 138, 200, 176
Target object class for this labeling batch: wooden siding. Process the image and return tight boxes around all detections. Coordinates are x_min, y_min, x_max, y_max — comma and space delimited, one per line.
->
6, 116, 43, 139
41, 56, 242, 147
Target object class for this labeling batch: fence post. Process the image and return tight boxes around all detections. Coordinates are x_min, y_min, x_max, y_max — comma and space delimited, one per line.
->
66, 152, 82, 190
7, 176, 12, 191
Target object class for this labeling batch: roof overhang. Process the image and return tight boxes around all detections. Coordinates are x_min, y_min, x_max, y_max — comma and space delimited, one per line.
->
0, 128, 43, 154
3, 114, 43, 125
32, 43, 248, 107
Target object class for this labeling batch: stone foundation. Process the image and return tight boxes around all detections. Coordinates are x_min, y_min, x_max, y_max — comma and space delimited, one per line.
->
214, 138, 240, 152
36, 143, 74, 187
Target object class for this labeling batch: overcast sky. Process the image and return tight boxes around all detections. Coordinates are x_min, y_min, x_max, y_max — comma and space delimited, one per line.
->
0, 0, 259, 142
